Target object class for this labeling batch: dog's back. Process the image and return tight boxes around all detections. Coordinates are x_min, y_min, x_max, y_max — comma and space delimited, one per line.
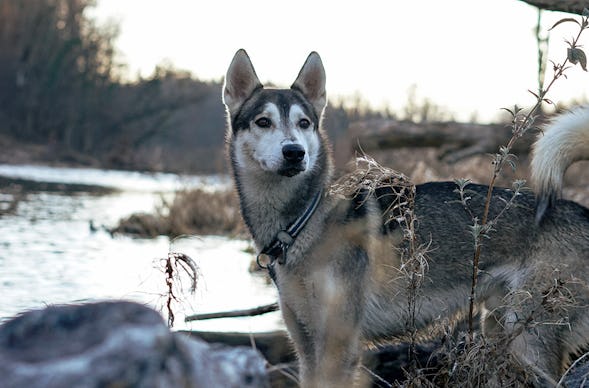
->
368, 120, 589, 381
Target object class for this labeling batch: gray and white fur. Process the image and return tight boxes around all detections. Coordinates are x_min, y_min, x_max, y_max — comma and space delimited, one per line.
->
223, 49, 589, 387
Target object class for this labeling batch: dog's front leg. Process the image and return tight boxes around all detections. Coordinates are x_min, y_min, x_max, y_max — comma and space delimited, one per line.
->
278, 300, 317, 383
302, 251, 369, 388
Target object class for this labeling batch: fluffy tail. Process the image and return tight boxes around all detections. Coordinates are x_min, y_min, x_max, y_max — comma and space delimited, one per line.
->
531, 105, 589, 223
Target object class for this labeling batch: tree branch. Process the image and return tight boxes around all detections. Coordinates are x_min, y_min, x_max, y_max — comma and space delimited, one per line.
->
519, 0, 587, 15
184, 302, 279, 322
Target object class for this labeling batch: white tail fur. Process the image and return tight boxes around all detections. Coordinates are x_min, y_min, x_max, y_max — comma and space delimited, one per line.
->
531, 105, 589, 222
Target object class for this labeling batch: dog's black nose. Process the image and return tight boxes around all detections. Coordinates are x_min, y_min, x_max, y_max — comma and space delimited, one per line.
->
282, 144, 305, 163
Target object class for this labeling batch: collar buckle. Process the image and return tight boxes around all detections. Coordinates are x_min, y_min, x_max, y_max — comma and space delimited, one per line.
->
257, 189, 323, 270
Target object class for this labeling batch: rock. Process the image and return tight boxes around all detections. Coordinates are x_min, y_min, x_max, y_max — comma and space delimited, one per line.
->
0, 300, 268, 388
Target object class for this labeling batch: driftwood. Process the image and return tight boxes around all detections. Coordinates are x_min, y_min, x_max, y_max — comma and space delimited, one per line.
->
185, 302, 279, 322
348, 118, 538, 163
519, 0, 588, 15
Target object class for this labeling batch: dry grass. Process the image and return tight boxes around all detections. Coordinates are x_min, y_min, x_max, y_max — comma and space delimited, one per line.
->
423, 265, 585, 388
164, 188, 246, 237
332, 155, 434, 381
112, 188, 246, 238
330, 154, 414, 225
430, 333, 535, 387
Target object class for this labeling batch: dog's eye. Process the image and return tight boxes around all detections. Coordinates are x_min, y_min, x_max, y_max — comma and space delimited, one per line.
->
299, 118, 311, 129
255, 117, 272, 128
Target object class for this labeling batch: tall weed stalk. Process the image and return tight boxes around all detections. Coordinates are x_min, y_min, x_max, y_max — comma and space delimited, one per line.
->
462, 9, 589, 339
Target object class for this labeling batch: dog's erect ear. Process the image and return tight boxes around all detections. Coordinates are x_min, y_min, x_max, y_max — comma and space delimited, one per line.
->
223, 49, 262, 113
291, 52, 326, 115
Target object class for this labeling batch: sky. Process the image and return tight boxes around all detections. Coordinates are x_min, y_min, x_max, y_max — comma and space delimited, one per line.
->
89, 0, 589, 122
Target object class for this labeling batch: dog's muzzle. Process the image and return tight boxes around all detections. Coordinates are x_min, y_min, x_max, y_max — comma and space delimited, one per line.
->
279, 144, 306, 177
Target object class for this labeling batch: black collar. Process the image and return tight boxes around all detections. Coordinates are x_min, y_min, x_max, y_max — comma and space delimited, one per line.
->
256, 189, 323, 270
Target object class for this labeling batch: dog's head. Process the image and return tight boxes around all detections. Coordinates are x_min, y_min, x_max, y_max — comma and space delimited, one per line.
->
223, 49, 326, 178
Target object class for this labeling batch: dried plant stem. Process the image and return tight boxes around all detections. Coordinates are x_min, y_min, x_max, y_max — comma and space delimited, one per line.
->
330, 154, 428, 371
467, 12, 589, 338
536, 9, 548, 99
165, 257, 175, 327
164, 251, 198, 327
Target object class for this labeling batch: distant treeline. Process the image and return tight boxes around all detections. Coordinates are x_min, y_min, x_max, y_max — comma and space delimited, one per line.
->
0, 0, 224, 172
0, 0, 447, 173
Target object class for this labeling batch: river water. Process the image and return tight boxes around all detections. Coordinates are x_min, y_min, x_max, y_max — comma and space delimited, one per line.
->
0, 164, 281, 332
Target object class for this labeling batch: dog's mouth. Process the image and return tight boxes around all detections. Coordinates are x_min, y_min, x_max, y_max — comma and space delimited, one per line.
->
278, 164, 305, 177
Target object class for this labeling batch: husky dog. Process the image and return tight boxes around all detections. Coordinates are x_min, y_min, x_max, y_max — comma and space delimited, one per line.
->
222, 49, 589, 387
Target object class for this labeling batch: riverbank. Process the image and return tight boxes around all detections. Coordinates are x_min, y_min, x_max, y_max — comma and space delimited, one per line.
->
0, 134, 224, 174
0, 134, 102, 169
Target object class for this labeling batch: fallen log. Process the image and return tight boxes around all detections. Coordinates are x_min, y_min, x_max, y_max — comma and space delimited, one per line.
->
348, 118, 537, 163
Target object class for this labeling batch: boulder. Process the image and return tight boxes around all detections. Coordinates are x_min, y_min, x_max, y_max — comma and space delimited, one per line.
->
0, 300, 268, 388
